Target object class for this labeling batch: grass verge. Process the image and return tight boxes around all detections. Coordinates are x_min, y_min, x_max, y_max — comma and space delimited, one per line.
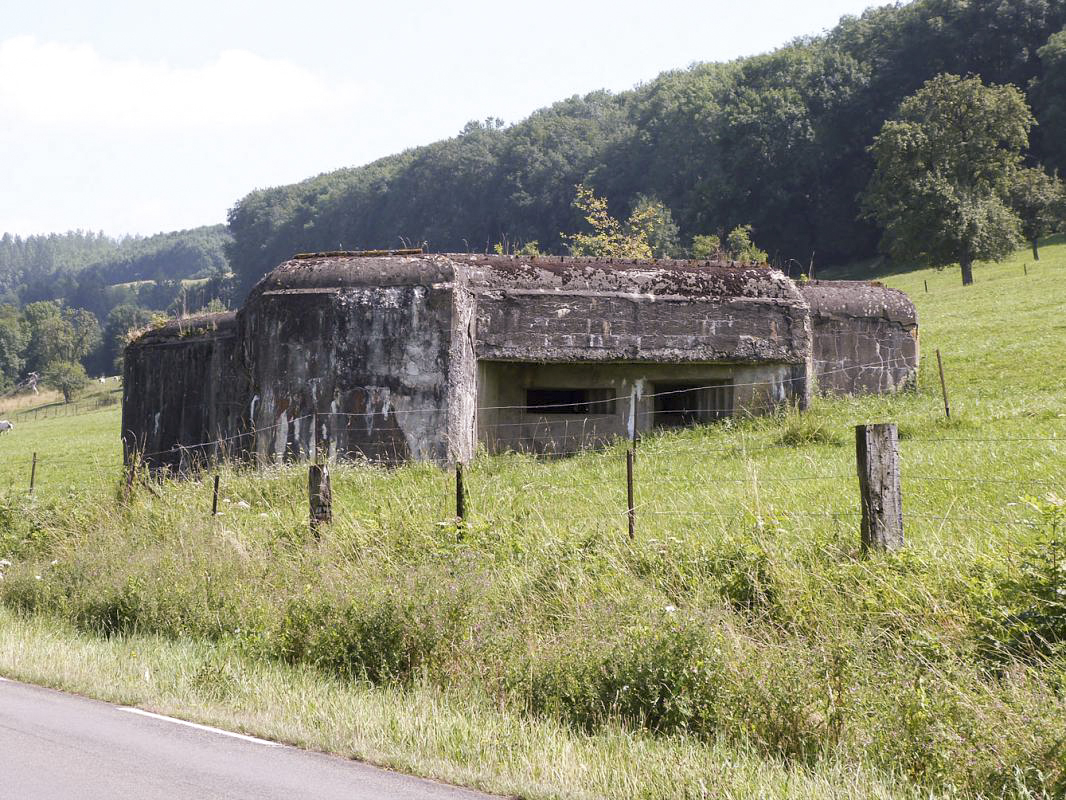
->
0, 607, 919, 800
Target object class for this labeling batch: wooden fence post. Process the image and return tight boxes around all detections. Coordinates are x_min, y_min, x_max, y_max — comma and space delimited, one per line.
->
630, 386, 639, 458
456, 462, 466, 522
855, 424, 903, 553
308, 463, 332, 534
29, 452, 37, 492
935, 349, 950, 419
626, 448, 636, 539
924, 279, 928, 293
211, 475, 220, 516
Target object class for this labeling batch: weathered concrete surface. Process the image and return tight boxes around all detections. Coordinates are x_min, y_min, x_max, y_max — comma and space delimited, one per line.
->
237, 254, 810, 463
122, 254, 918, 469
467, 257, 810, 367
122, 312, 242, 471
241, 284, 459, 465
799, 280, 919, 395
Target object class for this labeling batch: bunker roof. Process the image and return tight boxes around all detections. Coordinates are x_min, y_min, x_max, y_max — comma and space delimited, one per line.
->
128, 311, 237, 347
798, 280, 917, 327
251, 252, 805, 304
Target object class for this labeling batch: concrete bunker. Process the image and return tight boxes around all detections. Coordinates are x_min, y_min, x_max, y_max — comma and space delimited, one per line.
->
122, 253, 918, 470
122, 311, 243, 472
798, 280, 919, 395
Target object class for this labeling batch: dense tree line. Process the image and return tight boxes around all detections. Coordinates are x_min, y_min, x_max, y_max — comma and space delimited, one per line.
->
0, 226, 231, 320
0, 227, 233, 392
226, 0, 1066, 297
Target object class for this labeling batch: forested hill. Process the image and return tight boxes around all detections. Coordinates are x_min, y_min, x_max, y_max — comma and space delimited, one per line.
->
226, 0, 1066, 295
0, 225, 231, 316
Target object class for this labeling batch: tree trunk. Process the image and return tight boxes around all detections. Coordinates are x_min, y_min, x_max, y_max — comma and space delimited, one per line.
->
1032, 239, 1040, 261
960, 257, 974, 286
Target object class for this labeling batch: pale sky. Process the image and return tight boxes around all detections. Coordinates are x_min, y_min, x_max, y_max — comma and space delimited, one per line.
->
2, 0, 886, 238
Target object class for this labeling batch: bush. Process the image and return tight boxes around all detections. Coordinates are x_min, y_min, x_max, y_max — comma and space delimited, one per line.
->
979, 494, 1066, 661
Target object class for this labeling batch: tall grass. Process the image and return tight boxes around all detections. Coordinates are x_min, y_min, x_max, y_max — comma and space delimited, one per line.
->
1, 241, 1064, 798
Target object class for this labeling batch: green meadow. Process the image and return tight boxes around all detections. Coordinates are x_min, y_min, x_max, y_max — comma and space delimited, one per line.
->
1, 242, 1064, 799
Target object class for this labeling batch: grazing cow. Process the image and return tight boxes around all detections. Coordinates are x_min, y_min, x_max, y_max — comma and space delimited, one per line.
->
0, 420, 12, 433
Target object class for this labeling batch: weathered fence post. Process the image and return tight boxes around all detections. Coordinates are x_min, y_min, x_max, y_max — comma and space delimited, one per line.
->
211, 474, 220, 516
855, 424, 903, 553
935, 349, 950, 420
924, 279, 928, 293
456, 462, 466, 522
630, 386, 639, 458
29, 452, 37, 492
626, 448, 636, 539
308, 463, 332, 534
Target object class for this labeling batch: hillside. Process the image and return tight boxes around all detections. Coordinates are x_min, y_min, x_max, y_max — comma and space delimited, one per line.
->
0, 241, 1063, 798
0, 225, 231, 318
225, 0, 1066, 295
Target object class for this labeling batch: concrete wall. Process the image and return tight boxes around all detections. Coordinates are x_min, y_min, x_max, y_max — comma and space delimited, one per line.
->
122, 312, 242, 471
799, 281, 919, 394
469, 257, 811, 370
240, 283, 465, 466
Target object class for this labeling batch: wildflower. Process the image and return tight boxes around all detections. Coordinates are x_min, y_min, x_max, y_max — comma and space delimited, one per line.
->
0, 559, 11, 568
664, 604, 677, 613
34, 575, 42, 581
236, 500, 251, 509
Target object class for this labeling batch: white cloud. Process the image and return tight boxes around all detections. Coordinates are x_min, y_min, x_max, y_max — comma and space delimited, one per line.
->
0, 36, 363, 129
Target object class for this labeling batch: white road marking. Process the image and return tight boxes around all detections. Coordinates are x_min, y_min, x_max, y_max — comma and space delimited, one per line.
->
118, 707, 282, 747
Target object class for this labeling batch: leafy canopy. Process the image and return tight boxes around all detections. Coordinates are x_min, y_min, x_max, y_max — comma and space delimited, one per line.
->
862, 73, 1033, 283
1009, 166, 1066, 258
41, 360, 89, 404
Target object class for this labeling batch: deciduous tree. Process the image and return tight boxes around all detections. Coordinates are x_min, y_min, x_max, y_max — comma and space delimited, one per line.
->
862, 74, 1033, 285
1009, 166, 1065, 260
42, 360, 88, 404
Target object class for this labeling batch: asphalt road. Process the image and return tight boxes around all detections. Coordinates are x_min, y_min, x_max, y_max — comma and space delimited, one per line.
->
0, 677, 500, 800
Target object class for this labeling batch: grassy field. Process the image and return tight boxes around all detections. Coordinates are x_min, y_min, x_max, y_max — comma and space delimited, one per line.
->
0, 242, 1064, 799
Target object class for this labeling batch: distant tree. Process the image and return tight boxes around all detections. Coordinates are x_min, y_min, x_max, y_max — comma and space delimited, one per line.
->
42, 360, 89, 403
1009, 166, 1066, 260
20, 301, 67, 372
862, 74, 1033, 285
20, 302, 100, 372
102, 304, 153, 374
65, 308, 101, 363
1035, 28, 1066, 176
690, 234, 722, 259
0, 304, 25, 389
724, 225, 769, 263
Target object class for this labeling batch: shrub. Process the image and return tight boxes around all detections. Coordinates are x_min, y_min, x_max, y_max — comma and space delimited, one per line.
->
979, 494, 1066, 661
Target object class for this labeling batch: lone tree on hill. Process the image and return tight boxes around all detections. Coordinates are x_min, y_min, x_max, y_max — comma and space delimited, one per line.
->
1009, 166, 1066, 261
862, 74, 1034, 286
42, 360, 88, 404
